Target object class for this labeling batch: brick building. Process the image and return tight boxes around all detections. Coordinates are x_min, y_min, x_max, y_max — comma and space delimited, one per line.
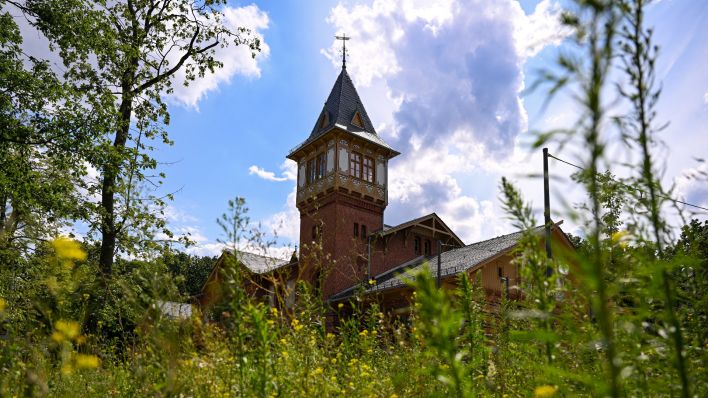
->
198, 62, 575, 316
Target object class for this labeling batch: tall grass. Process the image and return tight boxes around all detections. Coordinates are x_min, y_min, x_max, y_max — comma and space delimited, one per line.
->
0, 0, 705, 397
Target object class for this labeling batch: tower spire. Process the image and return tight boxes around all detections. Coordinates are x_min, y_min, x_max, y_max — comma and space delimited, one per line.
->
335, 33, 350, 69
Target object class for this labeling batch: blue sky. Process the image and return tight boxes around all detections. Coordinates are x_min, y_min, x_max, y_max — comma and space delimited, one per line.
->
107, 0, 706, 257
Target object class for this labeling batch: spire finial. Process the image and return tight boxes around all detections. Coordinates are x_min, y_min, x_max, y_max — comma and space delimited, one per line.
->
335, 33, 350, 69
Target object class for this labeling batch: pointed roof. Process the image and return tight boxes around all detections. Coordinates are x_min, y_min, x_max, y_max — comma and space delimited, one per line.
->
311, 67, 377, 138
288, 67, 398, 158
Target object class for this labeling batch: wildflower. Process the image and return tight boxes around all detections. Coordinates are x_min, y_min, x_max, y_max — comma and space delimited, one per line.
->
54, 320, 81, 342
61, 363, 73, 375
270, 307, 278, 316
281, 351, 289, 359
280, 338, 288, 345
390, 395, 399, 398
368, 279, 376, 285
359, 329, 369, 337
0, 298, 5, 313
330, 376, 338, 383
533, 385, 557, 398
267, 319, 275, 326
75, 354, 99, 369
611, 230, 630, 248
312, 367, 323, 376
326, 332, 335, 339
338, 303, 344, 309
291, 318, 303, 331
51, 237, 87, 261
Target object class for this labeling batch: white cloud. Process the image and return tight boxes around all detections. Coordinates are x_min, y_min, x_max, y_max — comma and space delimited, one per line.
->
263, 185, 300, 243
248, 160, 297, 182
169, 4, 271, 108
674, 161, 708, 211
704, 90, 708, 105
323, 0, 566, 243
249, 166, 288, 182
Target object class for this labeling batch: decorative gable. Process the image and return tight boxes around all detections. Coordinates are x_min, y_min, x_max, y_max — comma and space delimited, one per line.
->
318, 110, 329, 130
351, 111, 364, 128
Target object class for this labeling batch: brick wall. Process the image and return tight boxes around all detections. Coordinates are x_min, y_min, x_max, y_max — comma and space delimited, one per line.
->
299, 195, 385, 298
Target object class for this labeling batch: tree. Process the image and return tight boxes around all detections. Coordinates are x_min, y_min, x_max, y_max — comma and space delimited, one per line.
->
0, 5, 95, 258
14, 0, 261, 274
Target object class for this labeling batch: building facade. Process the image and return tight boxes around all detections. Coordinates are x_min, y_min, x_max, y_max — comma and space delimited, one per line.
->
199, 63, 575, 317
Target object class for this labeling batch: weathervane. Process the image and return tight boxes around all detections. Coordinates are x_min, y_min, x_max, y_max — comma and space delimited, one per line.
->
335, 33, 350, 69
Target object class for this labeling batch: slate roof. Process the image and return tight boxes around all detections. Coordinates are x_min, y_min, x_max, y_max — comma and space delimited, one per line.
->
288, 67, 398, 156
312, 67, 377, 137
225, 250, 292, 275
329, 225, 550, 301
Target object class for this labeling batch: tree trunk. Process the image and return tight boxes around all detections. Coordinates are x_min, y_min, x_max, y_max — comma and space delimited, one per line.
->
98, 84, 134, 276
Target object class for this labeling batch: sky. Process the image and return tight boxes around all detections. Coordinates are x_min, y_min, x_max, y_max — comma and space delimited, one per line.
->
14, 0, 708, 258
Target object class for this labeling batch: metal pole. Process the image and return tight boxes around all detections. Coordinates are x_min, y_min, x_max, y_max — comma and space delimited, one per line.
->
367, 235, 372, 282
436, 240, 442, 288
543, 148, 553, 278
543, 148, 553, 260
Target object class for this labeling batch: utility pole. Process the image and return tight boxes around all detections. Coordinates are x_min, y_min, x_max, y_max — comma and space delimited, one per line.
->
543, 148, 553, 259
436, 240, 442, 288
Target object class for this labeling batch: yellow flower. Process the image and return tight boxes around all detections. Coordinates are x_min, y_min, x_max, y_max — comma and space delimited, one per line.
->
390, 395, 399, 398
0, 298, 5, 313
368, 279, 376, 285
55, 320, 81, 341
51, 331, 64, 343
359, 329, 369, 337
533, 385, 557, 398
611, 230, 630, 248
75, 354, 99, 369
326, 332, 335, 339
61, 363, 73, 376
312, 367, 323, 376
280, 338, 288, 345
270, 307, 278, 316
281, 351, 289, 358
51, 237, 87, 261
267, 319, 275, 326
291, 318, 303, 331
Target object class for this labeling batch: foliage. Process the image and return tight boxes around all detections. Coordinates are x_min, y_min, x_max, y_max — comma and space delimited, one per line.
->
0, 0, 706, 397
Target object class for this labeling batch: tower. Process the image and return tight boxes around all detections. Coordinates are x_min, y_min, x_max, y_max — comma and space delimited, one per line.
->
286, 65, 399, 298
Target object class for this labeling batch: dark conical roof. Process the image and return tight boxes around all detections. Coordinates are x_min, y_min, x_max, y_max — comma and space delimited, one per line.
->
309, 67, 377, 138
287, 67, 398, 159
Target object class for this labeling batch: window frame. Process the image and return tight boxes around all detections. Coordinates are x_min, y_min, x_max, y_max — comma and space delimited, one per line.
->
363, 156, 375, 183
349, 152, 362, 179
414, 236, 421, 255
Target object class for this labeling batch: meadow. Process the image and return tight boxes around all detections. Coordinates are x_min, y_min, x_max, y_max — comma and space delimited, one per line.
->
0, 0, 706, 396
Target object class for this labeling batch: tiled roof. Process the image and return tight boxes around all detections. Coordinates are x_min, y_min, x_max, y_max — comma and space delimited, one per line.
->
330, 225, 549, 301
288, 68, 398, 156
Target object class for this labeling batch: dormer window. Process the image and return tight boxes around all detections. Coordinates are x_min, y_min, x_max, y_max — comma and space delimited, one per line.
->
318, 111, 329, 129
352, 111, 364, 128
